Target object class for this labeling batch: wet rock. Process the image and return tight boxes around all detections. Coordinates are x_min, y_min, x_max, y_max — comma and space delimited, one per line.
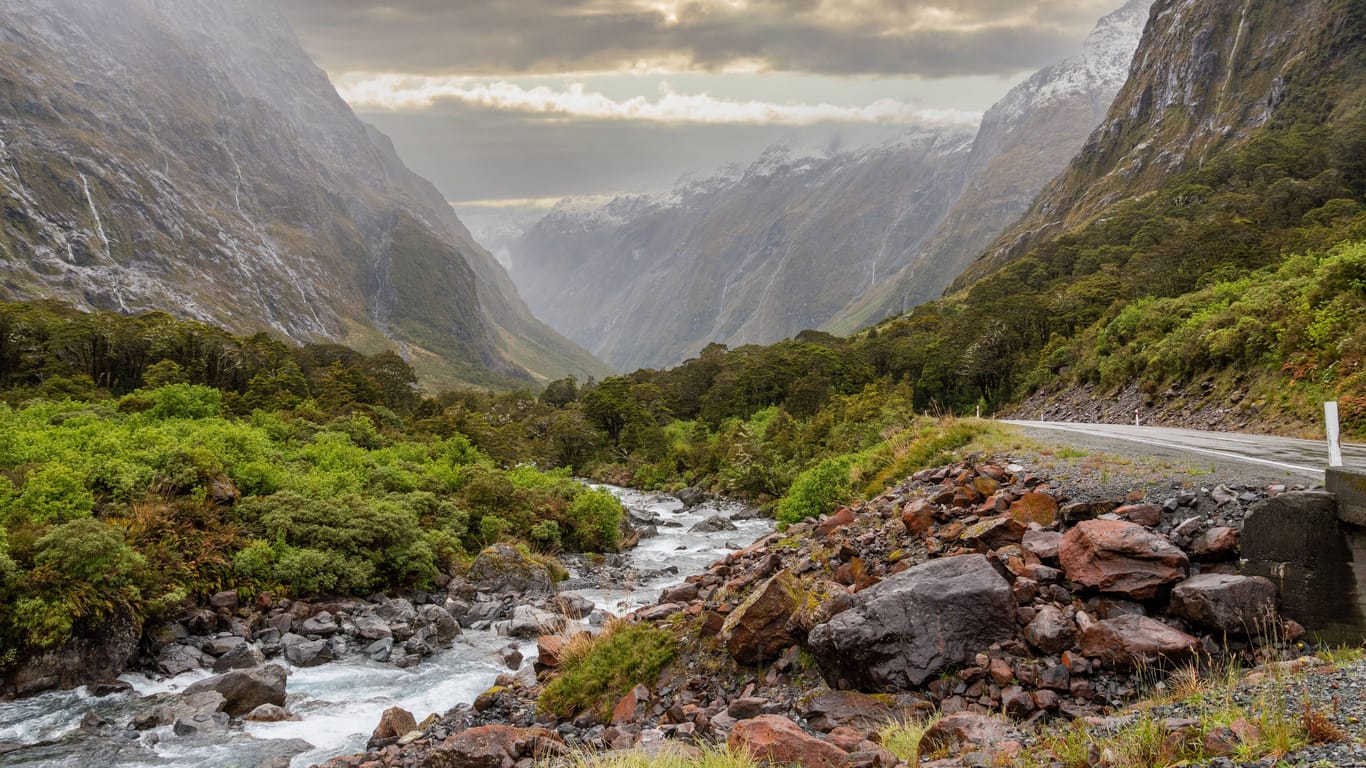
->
808, 554, 1015, 690
421, 725, 565, 768
722, 571, 802, 664
212, 641, 265, 673
369, 706, 418, 746
351, 614, 393, 641
1059, 520, 1188, 599
729, 715, 851, 768
209, 590, 240, 611
300, 612, 339, 637
3, 605, 142, 696
281, 634, 332, 667
183, 664, 288, 717
498, 644, 524, 670
156, 643, 212, 677
691, 515, 739, 533
246, 704, 296, 722
89, 679, 134, 697
1079, 615, 1199, 667
506, 605, 566, 638
1169, 574, 1277, 635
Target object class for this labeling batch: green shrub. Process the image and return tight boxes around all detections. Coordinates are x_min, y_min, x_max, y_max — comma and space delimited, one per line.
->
145, 384, 223, 420
538, 624, 676, 721
565, 488, 623, 551
11, 465, 94, 525
776, 455, 853, 525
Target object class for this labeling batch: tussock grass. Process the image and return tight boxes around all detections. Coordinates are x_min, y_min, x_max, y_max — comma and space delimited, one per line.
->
537, 621, 676, 722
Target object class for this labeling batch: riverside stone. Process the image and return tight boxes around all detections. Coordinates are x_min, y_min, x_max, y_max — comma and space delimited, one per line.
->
183, 664, 288, 717
722, 570, 802, 664
808, 554, 1015, 690
1079, 615, 1199, 667
421, 725, 565, 768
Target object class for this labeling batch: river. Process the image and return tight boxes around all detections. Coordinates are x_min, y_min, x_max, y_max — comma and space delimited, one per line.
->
0, 486, 772, 768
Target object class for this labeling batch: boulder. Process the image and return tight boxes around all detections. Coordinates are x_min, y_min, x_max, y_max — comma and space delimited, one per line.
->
691, 515, 738, 533
920, 712, 1016, 756
1169, 574, 1277, 635
2, 605, 141, 697
281, 634, 332, 667
421, 725, 565, 768
465, 544, 555, 596
156, 643, 213, 677
728, 715, 851, 768
1021, 530, 1062, 561
300, 612, 339, 637
506, 605, 565, 638
536, 635, 565, 668
370, 706, 419, 745
212, 642, 265, 673
1059, 520, 1189, 599
420, 605, 461, 643
208, 590, 240, 611
351, 614, 393, 641
1023, 605, 1076, 655
1079, 615, 1199, 667
183, 664, 288, 717
1116, 504, 1162, 527
808, 554, 1015, 690
722, 571, 802, 664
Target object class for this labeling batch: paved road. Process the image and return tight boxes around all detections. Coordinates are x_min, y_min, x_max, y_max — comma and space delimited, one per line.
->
1003, 420, 1365, 479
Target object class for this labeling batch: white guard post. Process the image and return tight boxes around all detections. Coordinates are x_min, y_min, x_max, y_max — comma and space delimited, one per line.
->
1326, 401, 1344, 467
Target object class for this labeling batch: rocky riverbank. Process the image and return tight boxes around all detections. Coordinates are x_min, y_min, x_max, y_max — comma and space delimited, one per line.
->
316, 453, 1342, 768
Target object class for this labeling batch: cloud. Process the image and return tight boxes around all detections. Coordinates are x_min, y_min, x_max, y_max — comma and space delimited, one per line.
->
279, 0, 1122, 78
336, 75, 983, 126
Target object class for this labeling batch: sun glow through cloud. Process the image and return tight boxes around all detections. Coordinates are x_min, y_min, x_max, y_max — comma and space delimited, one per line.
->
335, 74, 983, 126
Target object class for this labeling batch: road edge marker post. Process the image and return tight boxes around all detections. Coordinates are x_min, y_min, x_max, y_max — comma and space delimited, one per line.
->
1326, 401, 1343, 467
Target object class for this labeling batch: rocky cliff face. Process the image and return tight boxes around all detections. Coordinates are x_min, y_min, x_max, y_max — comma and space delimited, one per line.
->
509, 137, 974, 371
956, 0, 1363, 286
0, 0, 606, 388
830, 0, 1155, 331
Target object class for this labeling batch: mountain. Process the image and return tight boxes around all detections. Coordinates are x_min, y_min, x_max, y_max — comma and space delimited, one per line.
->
506, 0, 1153, 371
954, 0, 1364, 288
870, 0, 1365, 424
0, 0, 608, 389
828, 0, 1155, 332
509, 136, 974, 372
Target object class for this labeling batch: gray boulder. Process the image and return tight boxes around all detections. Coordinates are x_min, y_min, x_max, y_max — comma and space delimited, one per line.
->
690, 515, 738, 533
156, 643, 212, 677
808, 554, 1015, 690
281, 634, 332, 667
183, 664, 288, 717
351, 614, 393, 641
1169, 574, 1277, 635
464, 544, 555, 596
505, 605, 565, 638
212, 642, 265, 673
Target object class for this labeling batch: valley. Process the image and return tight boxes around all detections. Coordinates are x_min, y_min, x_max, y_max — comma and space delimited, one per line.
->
0, 0, 1364, 767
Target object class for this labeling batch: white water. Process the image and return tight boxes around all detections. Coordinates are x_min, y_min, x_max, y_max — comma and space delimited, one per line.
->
0, 487, 772, 768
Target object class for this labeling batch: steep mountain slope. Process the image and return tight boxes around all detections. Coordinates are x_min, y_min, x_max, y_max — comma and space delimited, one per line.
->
0, 0, 607, 388
956, 0, 1365, 287
870, 0, 1365, 426
831, 0, 1154, 331
509, 137, 974, 371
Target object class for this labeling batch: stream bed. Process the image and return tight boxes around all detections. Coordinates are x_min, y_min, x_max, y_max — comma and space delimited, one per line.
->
0, 486, 772, 768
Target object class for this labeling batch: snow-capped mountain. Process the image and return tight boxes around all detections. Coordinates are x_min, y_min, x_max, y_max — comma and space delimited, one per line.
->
508, 131, 975, 372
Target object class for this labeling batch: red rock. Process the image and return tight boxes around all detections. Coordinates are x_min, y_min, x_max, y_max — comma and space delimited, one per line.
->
535, 635, 565, 668
721, 571, 801, 664
824, 726, 868, 752
987, 658, 1014, 685
1009, 493, 1058, 526
973, 476, 1000, 497
1116, 503, 1162, 527
1001, 686, 1034, 716
800, 691, 900, 733
1058, 520, 1188, 599
611, 684, 649, 725
422, 725, 565, 767
1188, 526, 1239, 558
1079, 614, 1200, 667
370, 706, 417, 744
816, 507, 857, 538
901, 499, 934, 537
729, 715, 851, 768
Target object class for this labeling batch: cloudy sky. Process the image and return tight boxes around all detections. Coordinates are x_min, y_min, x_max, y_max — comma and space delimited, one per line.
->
278, 0, 1122, 214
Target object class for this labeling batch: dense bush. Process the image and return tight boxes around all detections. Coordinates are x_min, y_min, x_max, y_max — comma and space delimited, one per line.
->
538, 623, 676, 721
